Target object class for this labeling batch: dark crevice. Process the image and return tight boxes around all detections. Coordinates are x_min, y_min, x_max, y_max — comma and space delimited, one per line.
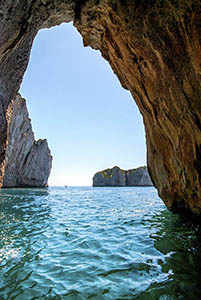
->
21, 148, 32, 170
137, 60, 153, 110
132, 87, 151, 115
182, 89, 201, 130
2, 26, 27, 55
74, 0, 89, 21
125, 171, 128, 186
194, 144, 201, 181
104, 27, 123, 59
2, 0, 35, 55
193, 113, 201, 131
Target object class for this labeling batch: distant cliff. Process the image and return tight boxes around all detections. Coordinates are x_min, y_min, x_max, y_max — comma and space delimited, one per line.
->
93, 166, 153, 187
1, 94, 52, 187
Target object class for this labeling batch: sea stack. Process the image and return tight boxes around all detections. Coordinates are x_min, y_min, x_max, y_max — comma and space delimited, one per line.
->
1, 94, 52, 187
93, 166, 153, 187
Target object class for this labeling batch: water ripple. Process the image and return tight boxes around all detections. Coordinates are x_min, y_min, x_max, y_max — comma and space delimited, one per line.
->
0, 187, 201, 299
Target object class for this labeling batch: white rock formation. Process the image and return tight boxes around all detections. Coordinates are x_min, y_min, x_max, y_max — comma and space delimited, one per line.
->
93, 166, 153, 187
1, 94, 52, 187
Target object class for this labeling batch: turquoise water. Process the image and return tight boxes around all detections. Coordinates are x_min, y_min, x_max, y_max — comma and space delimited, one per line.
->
0, 187, 201, 299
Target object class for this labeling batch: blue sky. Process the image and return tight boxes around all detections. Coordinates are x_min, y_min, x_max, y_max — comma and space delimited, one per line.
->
20, 22, 146, 186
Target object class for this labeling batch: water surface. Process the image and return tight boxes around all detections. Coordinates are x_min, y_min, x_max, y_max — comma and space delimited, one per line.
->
0, 187, 201, 299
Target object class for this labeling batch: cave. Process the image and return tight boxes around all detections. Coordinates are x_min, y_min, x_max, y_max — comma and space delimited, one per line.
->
0, 0, 201, 216
20, 22, 146, 187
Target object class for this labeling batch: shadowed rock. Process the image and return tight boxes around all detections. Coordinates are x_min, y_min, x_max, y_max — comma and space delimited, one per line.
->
93, 166, 153, 187
1, 94, 52, 187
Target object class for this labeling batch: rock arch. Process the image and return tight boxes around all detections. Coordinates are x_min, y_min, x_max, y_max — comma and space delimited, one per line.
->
0, 0, 201, 216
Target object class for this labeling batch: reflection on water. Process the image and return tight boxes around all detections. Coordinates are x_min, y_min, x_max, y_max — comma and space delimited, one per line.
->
0, 187, 201, 299
141, 210, 201, 300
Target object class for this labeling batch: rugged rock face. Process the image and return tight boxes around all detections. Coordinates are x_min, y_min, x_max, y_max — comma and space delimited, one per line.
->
93, 166, 126, 187
93, 166, 153, 187
0, 1, 201, 216
1, 94, 52, 187
127, 167, 153, 187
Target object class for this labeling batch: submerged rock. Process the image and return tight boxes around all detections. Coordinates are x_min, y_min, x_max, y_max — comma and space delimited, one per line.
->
1, 94, 52, 187
93, 166, 153, 187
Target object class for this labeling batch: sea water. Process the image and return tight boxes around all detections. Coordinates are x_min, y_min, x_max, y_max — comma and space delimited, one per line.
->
0, 187, 201, 299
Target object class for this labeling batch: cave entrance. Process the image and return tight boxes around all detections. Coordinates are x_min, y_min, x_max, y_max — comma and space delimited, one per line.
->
20, 22, 146, 186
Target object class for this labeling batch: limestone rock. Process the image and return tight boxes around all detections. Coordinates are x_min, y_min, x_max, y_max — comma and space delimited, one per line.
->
1, 94, 52, 187
126, 167, 153, 187
93, 166, 153, 187
93, 166, 126, 187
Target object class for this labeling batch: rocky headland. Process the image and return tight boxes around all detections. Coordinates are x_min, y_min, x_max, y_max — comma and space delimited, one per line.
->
0, 1, 201, 216
93, 166, 153, 187
1, 94, 52, 187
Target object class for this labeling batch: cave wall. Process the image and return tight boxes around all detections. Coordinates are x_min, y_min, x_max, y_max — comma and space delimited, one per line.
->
0, 0, 201, 216
74, 0, 201, 216
0, 0, 75, 184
